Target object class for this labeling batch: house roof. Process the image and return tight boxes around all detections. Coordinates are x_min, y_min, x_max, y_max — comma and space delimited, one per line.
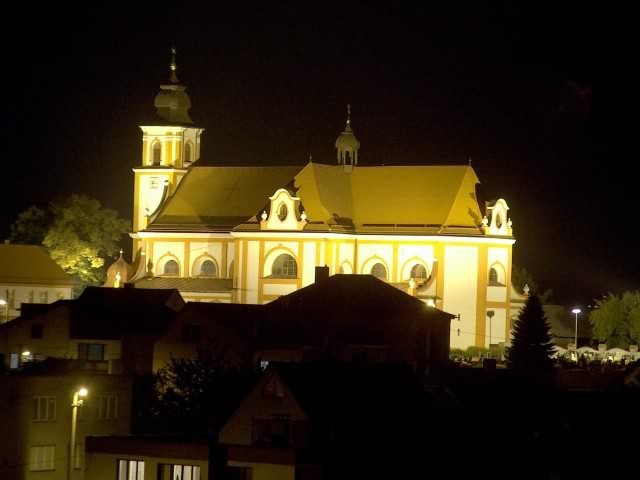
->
69, 287, 184, 339
0, 244, 77, 286
133, 277, 233, 293
145, 162, 486, 235
146, 165, 302, 232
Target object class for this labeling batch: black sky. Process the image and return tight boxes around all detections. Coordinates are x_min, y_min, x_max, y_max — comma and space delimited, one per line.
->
4, 2, 637, 305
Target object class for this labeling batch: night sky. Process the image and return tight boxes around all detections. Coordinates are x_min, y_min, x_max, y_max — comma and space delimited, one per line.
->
4, 3, 636, 306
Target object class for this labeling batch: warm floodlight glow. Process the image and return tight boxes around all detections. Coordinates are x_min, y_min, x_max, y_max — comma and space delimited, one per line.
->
572, 308, 581, 314
0, 299, 6, 306
425, 299, 436, 307
78, 387, 88, 397
22, 350, 31, 356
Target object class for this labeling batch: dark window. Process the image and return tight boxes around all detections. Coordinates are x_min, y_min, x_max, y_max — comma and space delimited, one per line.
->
496, 214, 503, 228
252, 416, 290, 446
78, 343, 105, 361
226, 467, 252, 480
410, 264, 428, 280
31, 324, 43, 339
277, 203, 288, 221
352, 351, 368, 364
370, 262, 387, 280
489, 268, 498, 283
152, 142, 161, 165
181, 325, 201, 343
199, 259, 217, 277
163, 259, 179, 275
271, 254, 297, 278
262, 376, 285, 398
185, 143, 192, 163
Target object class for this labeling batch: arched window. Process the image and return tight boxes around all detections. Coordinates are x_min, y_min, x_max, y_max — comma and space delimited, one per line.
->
271, 254, 297, 278
370, 263, 387, 280
163, 259, 179, 275
199, 259, 217, 277
277, 203, 288, 222
496, 214, 503, 229
185, 143, 192, 163
489, 267, 498, 284
152, 142, 162, 166
410, 264, 428, 280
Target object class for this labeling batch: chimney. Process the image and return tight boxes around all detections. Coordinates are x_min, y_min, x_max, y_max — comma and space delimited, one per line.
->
315, 266, 330, 283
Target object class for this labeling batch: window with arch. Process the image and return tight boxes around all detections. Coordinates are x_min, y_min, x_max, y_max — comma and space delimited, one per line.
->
271, 254, 297, 278
163, 259, 179, 276
410, 263, 428, 280
199, 259, 217, 277
496, 214, 503, 229
152, 142, 162, 166
488, 265, 505, 286
185, 142, 192, 163
339, 262, 353, 274
277, 203, 288, 222
370, 263, 387, 280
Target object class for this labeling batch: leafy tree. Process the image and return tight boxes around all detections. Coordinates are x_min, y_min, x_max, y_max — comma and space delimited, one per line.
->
505, 294, 556, 380
152, 346, 259, 433
9, 194, 130, 288
589, 291, 640, 348
9, 206, 51, 245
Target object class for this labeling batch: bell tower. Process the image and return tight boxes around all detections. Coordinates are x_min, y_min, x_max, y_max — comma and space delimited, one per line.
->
132, 48, 205, 253
335, 104, 360, 173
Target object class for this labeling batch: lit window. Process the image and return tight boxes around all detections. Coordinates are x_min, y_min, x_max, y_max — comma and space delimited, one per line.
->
97, 395, 118, 420
370, 263, 387, 280
118, 460, 145, 480
159, 464, 201, 480
185, 143, 192, 163
33, 396, 56, 422
30, 445, 55, 471
271, 254, 297, 278
9, 353, 19, 369
152, 142, 162, 166
78, 343, 105, 361
199, 259, 217, 277
277, 203, 288, 221
410, 264, 428, 280
163, 259, 179, 275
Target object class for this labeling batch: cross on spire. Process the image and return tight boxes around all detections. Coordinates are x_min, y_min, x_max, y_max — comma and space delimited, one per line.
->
169, 46, 179, 83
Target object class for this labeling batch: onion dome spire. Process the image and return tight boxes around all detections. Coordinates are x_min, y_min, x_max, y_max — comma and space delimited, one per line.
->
335, 104, 360, 169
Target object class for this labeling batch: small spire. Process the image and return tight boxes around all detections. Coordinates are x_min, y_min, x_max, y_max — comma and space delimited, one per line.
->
345, 104, 352, 129
169, 46, 179, 83
468, 156, 472, 166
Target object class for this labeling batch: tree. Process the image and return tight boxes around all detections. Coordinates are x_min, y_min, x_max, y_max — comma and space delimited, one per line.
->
151, 346, 259, 434
589, 291, 640, 348
505, 294, 556, 380
9, 195, 130, 288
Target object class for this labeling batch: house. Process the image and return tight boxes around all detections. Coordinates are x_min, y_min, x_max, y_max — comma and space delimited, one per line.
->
218, 362, 441, 480
0, 244, 77, 322
0, 286, 184, 374
0, 362, 133, 480
85, 435, 209, 480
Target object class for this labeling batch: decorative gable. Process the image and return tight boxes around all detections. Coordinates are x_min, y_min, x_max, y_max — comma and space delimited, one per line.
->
261, 188, 308, 231
482, 198, 512, 236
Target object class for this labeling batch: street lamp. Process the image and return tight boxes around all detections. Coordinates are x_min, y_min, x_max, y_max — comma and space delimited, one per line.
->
68, 387, 88, 480
572, 308, 581, 353
486, 310, 495, 354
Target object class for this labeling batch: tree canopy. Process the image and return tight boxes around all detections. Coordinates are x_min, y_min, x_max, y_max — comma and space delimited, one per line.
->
589, 291, 640, 348
9, 194, 130, 288
505, 294, 556, 380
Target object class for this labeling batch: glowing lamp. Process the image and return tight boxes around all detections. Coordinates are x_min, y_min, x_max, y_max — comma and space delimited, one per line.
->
78, 387, 88, 397
571, 308, 581, 314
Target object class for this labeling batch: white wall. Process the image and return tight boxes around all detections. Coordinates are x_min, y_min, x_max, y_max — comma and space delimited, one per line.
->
443, 246, 478, 350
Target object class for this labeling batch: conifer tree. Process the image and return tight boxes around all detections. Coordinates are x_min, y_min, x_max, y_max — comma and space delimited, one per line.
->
505, 294, 555, 378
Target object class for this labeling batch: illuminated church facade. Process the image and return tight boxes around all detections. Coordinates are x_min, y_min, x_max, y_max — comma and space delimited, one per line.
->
120, 51, 523, 350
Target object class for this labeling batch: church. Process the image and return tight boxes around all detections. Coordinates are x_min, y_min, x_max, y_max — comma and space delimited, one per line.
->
112, 50, 524, 350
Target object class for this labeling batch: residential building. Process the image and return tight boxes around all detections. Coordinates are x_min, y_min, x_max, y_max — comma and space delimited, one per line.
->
0, 244, 77, 322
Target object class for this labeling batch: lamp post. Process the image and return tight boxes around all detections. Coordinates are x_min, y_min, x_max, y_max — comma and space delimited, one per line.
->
572, 308, 581, 353
68, 387, 88, 480
486, 310, 495, 355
